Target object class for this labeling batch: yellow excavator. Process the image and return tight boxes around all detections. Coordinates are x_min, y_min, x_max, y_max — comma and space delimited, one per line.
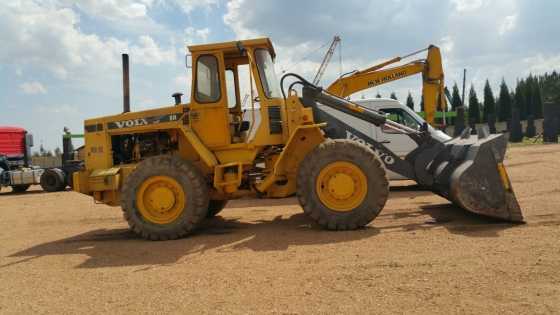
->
326, 45, 446, 126
72, 38, 523, 240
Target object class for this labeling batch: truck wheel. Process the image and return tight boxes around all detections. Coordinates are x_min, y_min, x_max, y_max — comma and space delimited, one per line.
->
206, 200, 228, 218
40, 168, 66, 192
296, 139, 389, 230
12, 184, 31, 193
121, 156, 209, 241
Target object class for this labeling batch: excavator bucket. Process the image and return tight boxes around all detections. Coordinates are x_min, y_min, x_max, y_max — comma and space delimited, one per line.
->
414, 127, 524, 222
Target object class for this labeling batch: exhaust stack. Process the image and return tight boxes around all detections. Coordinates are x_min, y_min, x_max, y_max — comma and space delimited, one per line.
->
122, 53, 130, 113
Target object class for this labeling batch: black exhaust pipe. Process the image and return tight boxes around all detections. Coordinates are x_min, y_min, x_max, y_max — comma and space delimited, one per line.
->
122, 53, 130, 113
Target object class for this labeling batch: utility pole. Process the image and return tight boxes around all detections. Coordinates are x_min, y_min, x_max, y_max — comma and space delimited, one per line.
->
461, 68, 467, 106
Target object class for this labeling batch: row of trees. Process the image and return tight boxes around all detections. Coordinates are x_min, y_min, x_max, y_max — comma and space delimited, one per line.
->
389, 70, 560, 125
32, 145, 62, 158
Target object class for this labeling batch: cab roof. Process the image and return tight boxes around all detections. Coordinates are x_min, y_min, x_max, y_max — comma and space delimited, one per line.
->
0, 126, 26, 133
188, 38, 276, 59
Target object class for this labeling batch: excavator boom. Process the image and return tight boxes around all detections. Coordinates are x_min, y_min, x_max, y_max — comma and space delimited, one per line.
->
326, 45, 446, 125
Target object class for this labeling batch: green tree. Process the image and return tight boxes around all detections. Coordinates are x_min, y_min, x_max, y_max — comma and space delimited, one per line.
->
532, 79, 543, 118
482, 79, 496, 123
468, 84, 481, 124
524, 75, 534, 119
406, 92, 415, 111
390, 92, 397, 100
54, 147, 62, 157
514, 82, 526, 121
450, 82, 462, 110
497, 79, 512, 122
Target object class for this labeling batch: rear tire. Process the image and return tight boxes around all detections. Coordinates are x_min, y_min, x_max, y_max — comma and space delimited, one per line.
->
40, 168, 66, 192
121, 156, 209, 241
297, 139, 389, 230
12, 184, 31, 193
206, 200, 228, 218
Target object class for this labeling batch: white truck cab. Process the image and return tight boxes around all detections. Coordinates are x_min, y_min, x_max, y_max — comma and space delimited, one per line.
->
322, 98, 451, 180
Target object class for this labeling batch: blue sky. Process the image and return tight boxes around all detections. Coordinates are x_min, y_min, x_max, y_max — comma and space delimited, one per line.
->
1, 0, 558, 150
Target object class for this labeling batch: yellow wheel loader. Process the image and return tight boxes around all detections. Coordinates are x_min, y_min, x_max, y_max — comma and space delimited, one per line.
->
73, 38, 523, 240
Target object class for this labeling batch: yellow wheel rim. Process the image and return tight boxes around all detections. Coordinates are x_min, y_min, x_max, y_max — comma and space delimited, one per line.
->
136, 176, 186, 225
316, 161, 367, 212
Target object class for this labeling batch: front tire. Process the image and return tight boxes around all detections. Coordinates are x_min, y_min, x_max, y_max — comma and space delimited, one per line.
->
40, 168, 66, 192
121, 156, 209, 241
297, 139, 389, 230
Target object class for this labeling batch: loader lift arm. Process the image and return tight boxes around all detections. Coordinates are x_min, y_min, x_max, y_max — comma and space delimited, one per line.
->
281, 74, 524, 223
326, 45, 446, 125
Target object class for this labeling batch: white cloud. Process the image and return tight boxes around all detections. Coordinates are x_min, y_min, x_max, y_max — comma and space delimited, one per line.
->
223, 0, 257, 39
452, 0, 484, 12
66, 0, 153, 20
499, 14, 517, 36
35, 104, 78, 114
128, 35, 177, 66
185, 27, 210, 44
0, 1, 176, 81
223, 0, 559, 104
522, 54, 560, 75
440, 36, 454, 54
19, 81, 47, 94
172, 0, 218, 14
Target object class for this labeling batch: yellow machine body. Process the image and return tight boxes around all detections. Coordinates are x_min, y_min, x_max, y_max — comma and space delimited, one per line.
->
74, 38, 322, 206
73, 38, 522, 241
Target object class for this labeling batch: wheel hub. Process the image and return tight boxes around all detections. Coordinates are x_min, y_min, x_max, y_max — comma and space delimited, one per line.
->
316, 161, 368, 212
136, 176, 186, 224
327, 173, 355, 200
146, 186, 176, 213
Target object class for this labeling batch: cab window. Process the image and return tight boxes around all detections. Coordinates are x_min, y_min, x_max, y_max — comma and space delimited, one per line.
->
380, 108, 421, 130
196, 55, 221, 103
254, 49, 281, 98
225, 69, 237, 108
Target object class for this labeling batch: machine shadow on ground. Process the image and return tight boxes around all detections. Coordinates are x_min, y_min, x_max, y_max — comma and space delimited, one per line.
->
377, 203, 523, 237
4, 196, 525, 270
4, 212, 381, 270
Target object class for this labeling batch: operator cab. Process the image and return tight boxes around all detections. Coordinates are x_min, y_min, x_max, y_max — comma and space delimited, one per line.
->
186, 38, 283, 147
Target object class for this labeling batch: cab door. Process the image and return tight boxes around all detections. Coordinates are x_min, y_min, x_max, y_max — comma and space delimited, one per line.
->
189, 52, 231, 148
377, 107, 421, 157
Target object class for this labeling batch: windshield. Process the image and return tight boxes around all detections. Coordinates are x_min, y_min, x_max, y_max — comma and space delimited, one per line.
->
380, 108, 422, 130
254, 49, 281, 98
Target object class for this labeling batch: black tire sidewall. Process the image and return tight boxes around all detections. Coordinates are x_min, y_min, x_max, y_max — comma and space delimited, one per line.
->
40, 169, 64, 192
297, 140, 389, 230
121, 156, 209, 240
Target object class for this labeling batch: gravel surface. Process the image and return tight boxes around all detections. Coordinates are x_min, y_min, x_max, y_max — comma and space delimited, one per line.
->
1, 144, 559, 314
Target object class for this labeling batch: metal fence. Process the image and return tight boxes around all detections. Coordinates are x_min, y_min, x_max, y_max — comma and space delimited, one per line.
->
31, 156, 61, 168
443, 119, 544, 137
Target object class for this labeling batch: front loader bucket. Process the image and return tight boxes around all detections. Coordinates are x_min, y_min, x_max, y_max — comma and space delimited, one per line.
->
412, 128, 524, 222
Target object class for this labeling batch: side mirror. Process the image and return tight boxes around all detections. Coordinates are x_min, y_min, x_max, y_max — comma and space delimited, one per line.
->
185, 54, 192, 69
26, 134, 34, 147
381, 125, 400, 134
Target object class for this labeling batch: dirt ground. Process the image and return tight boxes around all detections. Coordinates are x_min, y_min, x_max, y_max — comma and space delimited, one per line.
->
1, 144, 559, 314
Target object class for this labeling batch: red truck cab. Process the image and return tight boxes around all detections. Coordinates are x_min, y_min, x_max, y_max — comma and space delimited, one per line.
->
0, 126, 42, 193
0, 126, 30, 169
